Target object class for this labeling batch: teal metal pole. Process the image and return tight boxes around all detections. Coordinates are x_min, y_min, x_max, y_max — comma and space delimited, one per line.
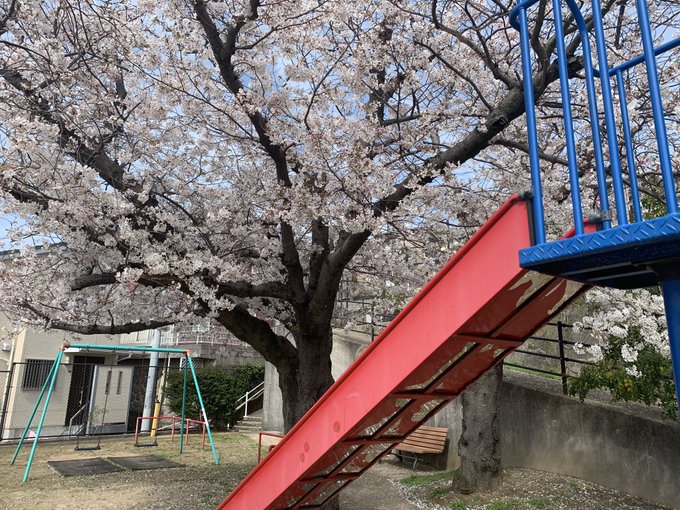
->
66, 342, 187, 354
187, 356, 219, 465
10, 357, 60, 465
22, 349, 64, 482
179, 355, 187, 454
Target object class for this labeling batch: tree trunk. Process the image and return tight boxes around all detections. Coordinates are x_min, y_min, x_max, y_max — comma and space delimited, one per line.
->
453, 363, 503, 494
277, 326, 339, 510
278, 328, 335, 432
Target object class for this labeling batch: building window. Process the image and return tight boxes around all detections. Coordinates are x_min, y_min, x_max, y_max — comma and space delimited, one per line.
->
21, 359, 53, 390
116, 371, 123, 395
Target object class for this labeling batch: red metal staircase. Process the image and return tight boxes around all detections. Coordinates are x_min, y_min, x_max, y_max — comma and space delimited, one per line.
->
218, 196, 591, 509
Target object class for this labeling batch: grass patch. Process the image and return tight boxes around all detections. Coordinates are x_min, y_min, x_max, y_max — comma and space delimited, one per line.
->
400, 469, 454, 487
527, 497, 554, 509
450, 500, 467, 510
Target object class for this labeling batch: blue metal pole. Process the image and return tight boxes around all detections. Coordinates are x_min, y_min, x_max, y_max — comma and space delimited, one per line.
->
607, 36, 680, 75
636, 0, 678, 214
661, 278, 680, 417
564, 0, 612, 229
518, 6, 546, 245
10, 357, 59, 465
22, 350, 64, 482
187, 356, 219, 465
615, 71, 643, 223
552, 0, 584, 235
179, 355, 187, 454
592, 0, 627, 226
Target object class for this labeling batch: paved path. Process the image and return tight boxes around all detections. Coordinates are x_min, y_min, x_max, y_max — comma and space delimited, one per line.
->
246, 433, 424, 509
340, 462, 422, 510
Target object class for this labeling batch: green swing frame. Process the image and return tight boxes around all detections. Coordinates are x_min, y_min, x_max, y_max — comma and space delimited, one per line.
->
10, 341, 219, 482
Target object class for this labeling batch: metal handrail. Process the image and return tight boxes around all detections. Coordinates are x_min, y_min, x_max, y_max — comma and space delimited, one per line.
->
507, 321, 596, 395
601, 36, 680, 77
234, 381, 264, 418
510, 0, 679, 244
67, 402, 89, 438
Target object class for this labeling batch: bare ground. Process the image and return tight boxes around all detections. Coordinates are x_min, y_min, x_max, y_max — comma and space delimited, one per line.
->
0, 433, 671, 509
396, 465, 672, 510
0, 432, 254, 510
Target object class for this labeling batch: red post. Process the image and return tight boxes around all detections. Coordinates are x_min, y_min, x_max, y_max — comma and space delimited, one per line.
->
134, 417, 141, 446
257, 432, 284, 463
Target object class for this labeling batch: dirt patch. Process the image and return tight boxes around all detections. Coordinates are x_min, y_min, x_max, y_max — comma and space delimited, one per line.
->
397, 466, 672, 510
0, 432, 256, 510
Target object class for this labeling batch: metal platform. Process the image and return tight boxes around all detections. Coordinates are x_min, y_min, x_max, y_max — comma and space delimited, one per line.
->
520, 213, 680, 289
218, 197, 589, 509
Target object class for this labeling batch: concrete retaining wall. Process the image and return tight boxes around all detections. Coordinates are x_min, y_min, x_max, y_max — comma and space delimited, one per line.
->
501, 378, 680, 508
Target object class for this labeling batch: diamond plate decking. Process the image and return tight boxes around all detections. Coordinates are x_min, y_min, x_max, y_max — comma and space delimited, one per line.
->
520, 213, 680, 288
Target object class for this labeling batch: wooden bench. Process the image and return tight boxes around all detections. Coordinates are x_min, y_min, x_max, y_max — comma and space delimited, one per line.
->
393, 425, 449, 470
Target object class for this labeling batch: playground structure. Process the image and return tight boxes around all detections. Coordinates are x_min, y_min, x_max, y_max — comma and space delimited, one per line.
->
9, 342, 219, 482
218, 1, 680, 509
133, 415, 180, 447
134, 415, 210, 449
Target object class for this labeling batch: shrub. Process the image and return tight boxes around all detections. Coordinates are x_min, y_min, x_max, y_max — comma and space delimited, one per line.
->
568, 328, 677, 419
166, 363, 264, 429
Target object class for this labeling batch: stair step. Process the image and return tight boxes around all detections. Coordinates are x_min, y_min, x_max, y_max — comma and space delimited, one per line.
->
240, 415, 263, 423
235, 425, 262, 433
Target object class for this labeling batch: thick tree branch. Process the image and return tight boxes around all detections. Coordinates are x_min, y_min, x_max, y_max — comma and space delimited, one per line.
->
0, 68, 133, 195
193, 0, 290, 186
217, 305, 298, 369
307, 217, 330, 297
193, 0, 306, 305
49, 319, 176, 335
20, 300, 175, 334
70, 271, 290, 301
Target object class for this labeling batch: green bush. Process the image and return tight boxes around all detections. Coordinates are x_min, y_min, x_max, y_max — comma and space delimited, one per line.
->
166, 363, 264, 429
568, 328, 677, 419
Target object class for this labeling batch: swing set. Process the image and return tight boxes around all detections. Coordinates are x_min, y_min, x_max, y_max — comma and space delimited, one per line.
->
9, 341, 220, 483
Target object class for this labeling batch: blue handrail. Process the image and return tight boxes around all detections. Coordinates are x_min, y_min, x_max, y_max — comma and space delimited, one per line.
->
552, 0, 583, 235
635, 0, 677, 214
517, 5, 546, 244
592, 0, 628, 226
510, 0, 678, 244
599, 37, 680, 77
509, 0, 588, 33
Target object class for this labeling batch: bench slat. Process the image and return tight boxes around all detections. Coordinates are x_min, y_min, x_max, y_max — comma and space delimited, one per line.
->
401, 435, 446, 445
395, 425, 448, 455
401, 439, 446, 449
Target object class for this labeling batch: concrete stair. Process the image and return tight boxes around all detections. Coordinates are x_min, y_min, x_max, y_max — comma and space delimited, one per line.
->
233, 410, 263, 433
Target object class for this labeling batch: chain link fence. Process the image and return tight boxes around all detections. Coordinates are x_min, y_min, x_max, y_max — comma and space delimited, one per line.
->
0, 358, 191, 442
0, 365, 11, 439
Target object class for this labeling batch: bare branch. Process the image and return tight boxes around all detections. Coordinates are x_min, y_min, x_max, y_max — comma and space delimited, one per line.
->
492, 137, 568, 166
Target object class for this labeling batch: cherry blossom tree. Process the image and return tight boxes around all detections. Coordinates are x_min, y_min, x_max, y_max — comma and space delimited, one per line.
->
0, 0, 678, 498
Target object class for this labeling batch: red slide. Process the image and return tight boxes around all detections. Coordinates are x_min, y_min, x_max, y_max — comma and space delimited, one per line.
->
218, 196, 589, 509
